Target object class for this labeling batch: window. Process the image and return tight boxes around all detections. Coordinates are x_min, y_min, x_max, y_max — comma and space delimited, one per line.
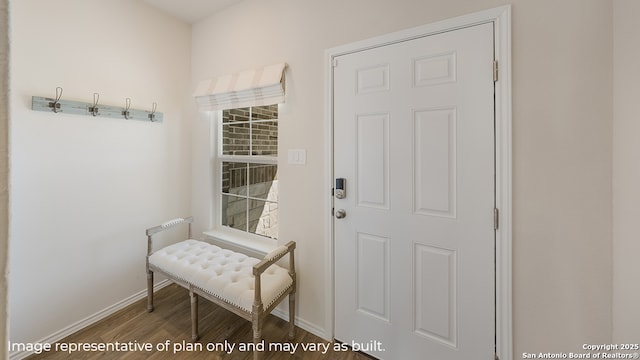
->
217, 105, 278, 240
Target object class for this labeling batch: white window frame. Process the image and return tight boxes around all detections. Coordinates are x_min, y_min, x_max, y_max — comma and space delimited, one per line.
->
205, 106, 280, 255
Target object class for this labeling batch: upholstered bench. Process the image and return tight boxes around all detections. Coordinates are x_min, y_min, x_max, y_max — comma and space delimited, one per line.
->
145, 217, 296, 360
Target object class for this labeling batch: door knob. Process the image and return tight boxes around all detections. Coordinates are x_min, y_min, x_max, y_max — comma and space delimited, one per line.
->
335, 209, 346, 219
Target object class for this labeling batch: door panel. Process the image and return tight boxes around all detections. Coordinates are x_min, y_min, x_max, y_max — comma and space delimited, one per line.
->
413, 107, 456, 217
334, 22, 495, 359
356, 232, 389, 321
356, 113, 389, 209
414, 243, 457, 347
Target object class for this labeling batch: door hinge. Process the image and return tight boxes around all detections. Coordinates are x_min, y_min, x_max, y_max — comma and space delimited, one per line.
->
333, 58, 338, 67
493, 60, 499, 82
494, 208, 500, 230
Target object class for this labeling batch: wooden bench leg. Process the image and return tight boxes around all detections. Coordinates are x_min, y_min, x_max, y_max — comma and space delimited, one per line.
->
252, 317, 262, 360
146, 270, 154, 312
288, 292, 296, 339
190, 290, 199, 341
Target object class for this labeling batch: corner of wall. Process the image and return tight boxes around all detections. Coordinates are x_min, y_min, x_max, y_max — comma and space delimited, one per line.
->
0, 0, 9, 357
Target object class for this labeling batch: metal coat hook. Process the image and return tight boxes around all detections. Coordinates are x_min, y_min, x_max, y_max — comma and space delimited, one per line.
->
49, 87, 63, 113
88, 93, 100, 116
148, 102, 157, 122
122, 98, 131, 120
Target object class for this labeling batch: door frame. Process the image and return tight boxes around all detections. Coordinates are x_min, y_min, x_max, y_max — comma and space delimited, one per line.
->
324, 5, 512, 360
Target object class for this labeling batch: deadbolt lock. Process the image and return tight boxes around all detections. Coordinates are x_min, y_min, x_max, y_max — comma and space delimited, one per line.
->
335, 178, 346, 199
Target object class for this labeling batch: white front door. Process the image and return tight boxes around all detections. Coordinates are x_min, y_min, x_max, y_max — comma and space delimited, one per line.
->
333, 22, 496, 359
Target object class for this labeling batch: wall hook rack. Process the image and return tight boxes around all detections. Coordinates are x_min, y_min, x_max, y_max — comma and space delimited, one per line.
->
31, 87, 163, 123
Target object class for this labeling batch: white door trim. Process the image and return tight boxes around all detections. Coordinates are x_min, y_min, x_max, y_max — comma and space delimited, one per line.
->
324, 5, 512, 360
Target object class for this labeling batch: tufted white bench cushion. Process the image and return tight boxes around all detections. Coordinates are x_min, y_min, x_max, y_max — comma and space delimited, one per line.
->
149, 239, 293, 312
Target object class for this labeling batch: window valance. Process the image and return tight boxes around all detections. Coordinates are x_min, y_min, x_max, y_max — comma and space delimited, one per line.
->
193, 63, 287, 111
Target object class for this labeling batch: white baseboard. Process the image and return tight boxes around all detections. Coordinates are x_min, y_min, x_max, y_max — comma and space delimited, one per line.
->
9, 280, 171, 360
271, 307, 329, 341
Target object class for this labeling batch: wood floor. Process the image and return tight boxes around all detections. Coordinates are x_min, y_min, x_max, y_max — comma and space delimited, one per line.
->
27, 283, 374, 360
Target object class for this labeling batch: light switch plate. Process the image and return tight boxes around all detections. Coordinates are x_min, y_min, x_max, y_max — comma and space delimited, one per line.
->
288, 149, 306, 165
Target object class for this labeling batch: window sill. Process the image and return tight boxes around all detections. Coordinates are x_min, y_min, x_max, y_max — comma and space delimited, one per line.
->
203, 229, 277, 258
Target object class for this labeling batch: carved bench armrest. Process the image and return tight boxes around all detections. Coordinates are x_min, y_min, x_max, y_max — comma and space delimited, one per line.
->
252, 241, 296, 312
145, 216, 194, 255
146, 216, 194, 236
252, 241, 296, 276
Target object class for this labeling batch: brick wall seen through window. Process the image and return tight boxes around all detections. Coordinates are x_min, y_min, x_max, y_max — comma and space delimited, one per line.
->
219, 105, 278, 239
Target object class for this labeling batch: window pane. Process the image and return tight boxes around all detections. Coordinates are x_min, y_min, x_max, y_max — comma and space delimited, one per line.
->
221, 194, 247, 232
222, 107, 250, 123
251, 104, 278, 121
248, 163, 278, 200
251, 121, 278, 156
222, 122, 250, 155
218, 106, 279, 240
248, 199, 278, 239
222, 162, 247, 195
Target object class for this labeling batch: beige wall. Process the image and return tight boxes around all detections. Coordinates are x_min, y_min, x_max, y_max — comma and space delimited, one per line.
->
613, 0, 640, 342
1, 0, 8, 357
9, 0, 191, 346
513, 0, 613, 353
191, 0, 614, 357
